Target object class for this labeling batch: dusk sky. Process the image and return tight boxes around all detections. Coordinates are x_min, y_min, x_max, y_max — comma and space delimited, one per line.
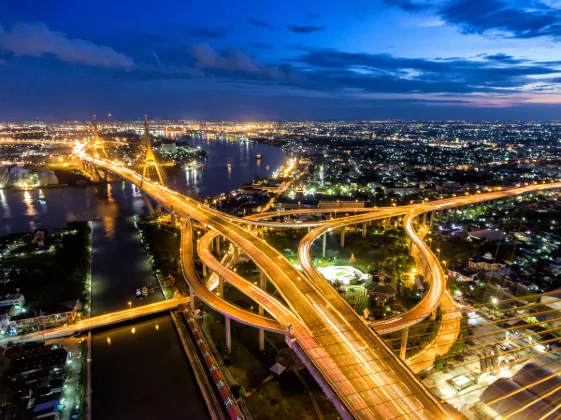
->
2, 0, 561, 120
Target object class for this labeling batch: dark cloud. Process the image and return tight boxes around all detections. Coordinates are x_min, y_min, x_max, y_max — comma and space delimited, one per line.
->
292, 47, 561, 94
185, 26, 231, 39
245, 18, 275, 29
384, 0, 429, 12
440, 0, 561, 39
188, 43, 290, 80
0, 21, 134, 69
387, 0, 561, 40
478, 53, 528, 64
287, 25, 326, 34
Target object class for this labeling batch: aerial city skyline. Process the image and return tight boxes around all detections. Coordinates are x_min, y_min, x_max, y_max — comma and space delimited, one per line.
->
2, 2, 561, 420
3, 0, 561, 120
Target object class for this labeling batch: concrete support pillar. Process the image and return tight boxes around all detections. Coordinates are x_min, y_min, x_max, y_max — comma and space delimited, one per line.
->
189, 285, 195, 312
287, 215, 291, 223
362, 222, 367, 237
219, 276, 224, 297
233, 245, 239, 263
141, 193, 156, 215
429, 211, 435, 229
225, 316, 231, 354
430, 309, 437, 322
400, 327, 409, 361
422, 212, 428, 226
259, 329, 265, 352
202, 261, 207, 277
258, 269, 267, 351
340, 227, 346, 248
170, 212, 176, 226
384, 217, 389, 231
424, 263, 429, 281
322, 232, 327, 258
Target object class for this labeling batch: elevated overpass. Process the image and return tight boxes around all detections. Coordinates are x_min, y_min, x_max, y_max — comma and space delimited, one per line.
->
73, 130, 559, 419
4, 297, 189, 343
84, 157, 451, 420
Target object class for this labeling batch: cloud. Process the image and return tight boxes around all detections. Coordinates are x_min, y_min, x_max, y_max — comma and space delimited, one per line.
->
245, 18, 275, 29
185, 26, 231, 39
384, 0, 430, 12
0, 22, 134, 69
287, 25, 326, 34
292, 47, 561, 94
188, 43, 293, 80
387, 0, 561, 40
478, 53, 528, 64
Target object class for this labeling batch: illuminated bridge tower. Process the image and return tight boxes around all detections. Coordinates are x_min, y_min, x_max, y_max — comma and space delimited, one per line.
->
140, 116, 164, 190
82, 115, 109, 182
91, 115, 108, 162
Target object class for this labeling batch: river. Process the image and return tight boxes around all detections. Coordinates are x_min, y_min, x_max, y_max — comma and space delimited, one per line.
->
0, 139, 286, 419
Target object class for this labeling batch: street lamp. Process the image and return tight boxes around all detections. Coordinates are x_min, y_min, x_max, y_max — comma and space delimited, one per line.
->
128, 301, 132, 309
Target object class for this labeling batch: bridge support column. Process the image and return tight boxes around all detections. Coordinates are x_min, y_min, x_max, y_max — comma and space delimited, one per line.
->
430, 309, 437, 322
202, 261, 207, 277
233, 245, 239, 263
141, 193, 156, 215
384, 217, 389, 231
422, 212, 428, 226
340, 227, 346, 248
189, 285, 195, 312
424, 263, 429, 281
362, 222, 367, 237
225, 316, 232, 354
322, 232, 327, 258
219, 276, 224, 297
429, 211, 435, 229
399, 327, 409, 361
170, 212, 176, 226
258, 270, 267, 351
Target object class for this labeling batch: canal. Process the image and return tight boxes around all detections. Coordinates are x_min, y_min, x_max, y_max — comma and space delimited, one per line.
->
0, 139, 285, 419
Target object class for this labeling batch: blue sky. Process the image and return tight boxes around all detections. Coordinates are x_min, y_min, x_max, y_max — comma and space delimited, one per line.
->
2, 0, 561, 120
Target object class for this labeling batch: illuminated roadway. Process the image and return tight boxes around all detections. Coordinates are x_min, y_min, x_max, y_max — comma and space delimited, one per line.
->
181, 217, 284, 333
3, 297, 189, 343
297, 182, 561, 337
85, 158, 451, 420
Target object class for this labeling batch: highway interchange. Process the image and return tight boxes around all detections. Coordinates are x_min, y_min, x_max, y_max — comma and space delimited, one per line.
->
8, 143, 561, 420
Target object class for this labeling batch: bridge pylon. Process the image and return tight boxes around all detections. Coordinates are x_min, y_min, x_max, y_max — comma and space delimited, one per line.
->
140, 116, 164, 190
91, 115, 108, 162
